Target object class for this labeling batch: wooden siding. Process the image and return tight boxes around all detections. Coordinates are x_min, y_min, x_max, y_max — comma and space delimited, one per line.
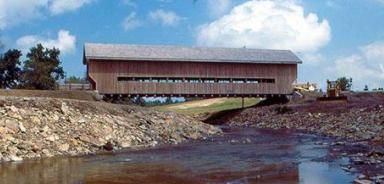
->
87, 60, 298, 96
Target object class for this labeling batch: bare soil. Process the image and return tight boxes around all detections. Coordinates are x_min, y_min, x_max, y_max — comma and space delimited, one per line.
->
0, 89, 97, 101
289, 91, 384, 113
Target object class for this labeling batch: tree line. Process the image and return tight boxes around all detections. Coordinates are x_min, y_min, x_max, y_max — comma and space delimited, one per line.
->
0, 43, 65, 90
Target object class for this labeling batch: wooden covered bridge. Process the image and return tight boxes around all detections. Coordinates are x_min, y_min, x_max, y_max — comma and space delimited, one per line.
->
83, 43, 302, 98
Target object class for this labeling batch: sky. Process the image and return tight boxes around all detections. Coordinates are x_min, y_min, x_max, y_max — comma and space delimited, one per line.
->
0, 0, 384, 90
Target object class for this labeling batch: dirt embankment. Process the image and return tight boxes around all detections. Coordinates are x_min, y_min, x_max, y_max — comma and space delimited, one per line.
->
0, 89, 98, 101
217, 92, 384, 142
207, 92, 384, 181
0, 97, 221, 162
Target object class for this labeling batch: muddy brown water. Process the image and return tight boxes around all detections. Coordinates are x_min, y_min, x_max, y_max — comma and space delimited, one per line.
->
0, 127, 356, 184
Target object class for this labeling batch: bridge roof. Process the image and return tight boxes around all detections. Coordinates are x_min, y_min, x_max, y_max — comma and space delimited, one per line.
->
83, 43, 302, 65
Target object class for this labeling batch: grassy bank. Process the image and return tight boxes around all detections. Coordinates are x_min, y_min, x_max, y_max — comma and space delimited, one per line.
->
154, 97, 260, 115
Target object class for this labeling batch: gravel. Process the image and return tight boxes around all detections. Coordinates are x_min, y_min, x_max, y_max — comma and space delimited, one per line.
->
0, 97, 221, 162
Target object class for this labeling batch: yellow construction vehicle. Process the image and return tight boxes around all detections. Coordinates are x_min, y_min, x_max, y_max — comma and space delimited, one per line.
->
317, 80, 348, 101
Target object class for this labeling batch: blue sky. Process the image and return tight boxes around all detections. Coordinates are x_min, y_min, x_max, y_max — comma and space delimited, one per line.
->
1, 0, 384, 90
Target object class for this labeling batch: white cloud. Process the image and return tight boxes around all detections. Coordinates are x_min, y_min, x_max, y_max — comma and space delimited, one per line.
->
16, 30, 76, 55
122, 12, 142, 31
0, 0, 48, 29
300, 53, 326, 65
325, 0, 343, 8
361, 41, 384, 63
149, 9, 181, 26
327, 41, 384, 89
0, 0, 94, 29
157, 0, 173, 3
121, 0, 137, 8
49, 0, 94, 15
197, 0, 331, 53
207, 0, 232, 17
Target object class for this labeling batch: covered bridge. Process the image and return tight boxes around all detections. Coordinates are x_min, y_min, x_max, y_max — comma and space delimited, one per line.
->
83, 43, 302, 98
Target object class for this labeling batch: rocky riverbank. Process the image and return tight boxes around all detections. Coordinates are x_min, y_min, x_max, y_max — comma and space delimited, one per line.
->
215, 92, 384, 182
0, 97, 221, 162
227, 104, 384, 142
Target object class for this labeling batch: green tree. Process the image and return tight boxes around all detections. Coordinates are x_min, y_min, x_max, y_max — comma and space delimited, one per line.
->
336, 77, 352, 91
0, 49, 22, 88
364, 85, 369, 91
65, 75, 86, 84
21, 44, 65, 89
165, 97, 173, 104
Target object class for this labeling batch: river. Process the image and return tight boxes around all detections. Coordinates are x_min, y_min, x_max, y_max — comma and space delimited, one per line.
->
0, 126, 356, 184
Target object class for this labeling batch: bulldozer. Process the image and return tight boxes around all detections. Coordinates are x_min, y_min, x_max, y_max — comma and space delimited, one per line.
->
317, 80, 348, 101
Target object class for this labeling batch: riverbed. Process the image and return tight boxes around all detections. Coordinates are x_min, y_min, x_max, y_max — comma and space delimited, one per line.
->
0, 127, 356, 184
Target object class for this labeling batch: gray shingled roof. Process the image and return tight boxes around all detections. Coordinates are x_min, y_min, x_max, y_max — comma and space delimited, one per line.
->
83, 43, 302, 64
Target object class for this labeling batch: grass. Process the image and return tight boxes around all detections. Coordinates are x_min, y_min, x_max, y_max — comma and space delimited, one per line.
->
154, 97, 260, 115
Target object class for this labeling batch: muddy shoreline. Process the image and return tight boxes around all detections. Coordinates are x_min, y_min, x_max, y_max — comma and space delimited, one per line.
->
204, 92, 384, 183
0, 126, 357, 184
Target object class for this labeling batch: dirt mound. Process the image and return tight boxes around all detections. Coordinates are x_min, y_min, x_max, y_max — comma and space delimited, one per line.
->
0, 97, 221, 162
0, 89, 97, 101
218, 92, 384, 181
287, 92, 384, 113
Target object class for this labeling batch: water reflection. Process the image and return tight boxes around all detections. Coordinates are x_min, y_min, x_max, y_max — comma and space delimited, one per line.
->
0, 127, 355, 184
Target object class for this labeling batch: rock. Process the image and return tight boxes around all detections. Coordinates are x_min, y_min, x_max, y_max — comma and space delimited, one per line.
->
7, 146, 19, 156
8, 106, 18, 112
31, 144, 42, 153
0, 97, 221, 163
120, 140, 132, 148
139, 125, 147, 130
102, 142, 114, 151
368, 151, 384, 157
245, 138, 252, 143
332, 141, 346, 146
30, 116, 41, 124
358, 174, 367, 179
7, 111, 23, 120
150, 141, 158, 147
78, 118, 86, 123
353, 158, 365, 165
51, 114, 60, 122
46, 135, 57, 142
58, 144, 70, 152
341, 166, 355, 172
0, 127, 6, 134
22, 97, 31, 101
5, 119, 19, 132
61, 102, 70, 114
10, 155, 23, 162
42, 149, 53, 157
40, 125, 50, 133
19, 122, 26, 133
353, 179, 372, 184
